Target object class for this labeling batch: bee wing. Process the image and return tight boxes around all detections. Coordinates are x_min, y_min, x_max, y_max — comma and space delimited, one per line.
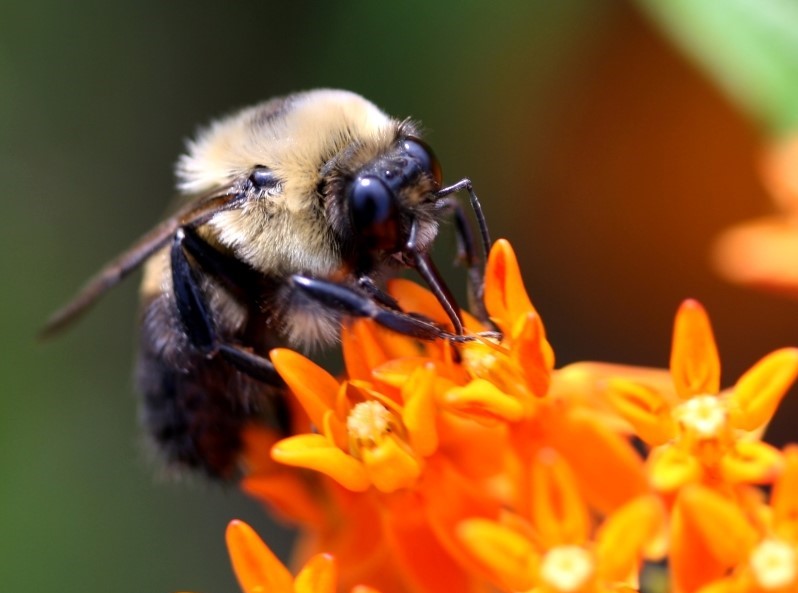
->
40, 188, 244, 338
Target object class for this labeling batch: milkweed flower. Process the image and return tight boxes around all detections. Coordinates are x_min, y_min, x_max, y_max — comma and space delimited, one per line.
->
670, 446, 798, 593
228, 239, 798, 593
178, 519, 383, 593
453, 240, 648, 517
607, 299, 798, 492
458, 449, 664, 593
233, 240, 656, 593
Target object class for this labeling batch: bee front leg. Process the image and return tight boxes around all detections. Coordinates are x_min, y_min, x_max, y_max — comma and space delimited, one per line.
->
291, 275, 478, 343
170, 228, 284, 386
435, 196, 489, 324
356, 276, 402, 311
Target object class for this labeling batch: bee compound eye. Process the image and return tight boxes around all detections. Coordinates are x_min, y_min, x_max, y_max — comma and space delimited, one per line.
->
348, 176, 399, 250
349, 177, 395, 228
248, 166, 279, 189
402, 137, 443, 187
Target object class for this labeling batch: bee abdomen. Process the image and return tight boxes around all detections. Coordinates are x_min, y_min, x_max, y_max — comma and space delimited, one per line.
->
135, 293, 258, 479
136, 351, 250, 479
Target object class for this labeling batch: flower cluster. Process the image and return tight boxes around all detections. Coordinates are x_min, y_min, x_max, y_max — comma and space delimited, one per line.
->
182, 237, 798, 593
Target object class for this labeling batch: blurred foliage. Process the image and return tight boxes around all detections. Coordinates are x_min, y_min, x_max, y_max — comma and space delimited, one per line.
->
636, 0, 798, 136
4, 2, 798, 593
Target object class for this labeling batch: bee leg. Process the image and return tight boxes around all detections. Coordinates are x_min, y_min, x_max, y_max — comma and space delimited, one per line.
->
171, 228, 284, 386
436, 178, 491, 260
435, 196, 489, 324
405, 221, 465, 335
356, 276, 402, 311
291, 275, 475, 342
436, 179, 494, 322
178, 226, 261, 302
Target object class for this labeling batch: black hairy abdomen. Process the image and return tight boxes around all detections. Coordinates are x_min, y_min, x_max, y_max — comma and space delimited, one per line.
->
135, 293, 271, 479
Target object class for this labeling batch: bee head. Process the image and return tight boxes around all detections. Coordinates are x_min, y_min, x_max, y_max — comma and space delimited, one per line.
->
345, 136, 443, 256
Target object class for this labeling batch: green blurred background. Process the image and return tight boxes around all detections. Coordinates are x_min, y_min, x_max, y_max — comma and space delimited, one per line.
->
3, 1, 798, 592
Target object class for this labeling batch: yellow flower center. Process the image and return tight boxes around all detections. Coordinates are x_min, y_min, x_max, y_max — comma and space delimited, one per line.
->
347, 400, 392, 443
539, 545, 594, 593
674, 394, 726, 437
750, 538, 797, 590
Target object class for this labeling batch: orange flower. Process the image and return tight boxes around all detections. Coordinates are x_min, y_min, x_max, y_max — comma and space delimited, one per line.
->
458, 450, 664, 593
269, 348, 440, 493
673, 447, 798, 593
472, 243, 648, 516
713, 136, 798, 297
237, 240, 798, 593
607, 299, 798, 491
349, 240, 645, 517
266, 330, 502, 593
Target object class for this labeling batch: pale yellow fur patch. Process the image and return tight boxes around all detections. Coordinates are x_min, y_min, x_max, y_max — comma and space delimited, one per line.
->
175, 89, 398, 276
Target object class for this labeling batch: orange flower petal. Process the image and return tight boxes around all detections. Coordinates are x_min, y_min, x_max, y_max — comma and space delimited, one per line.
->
381, 486, 476, 593
371, 357, 431, 387
670, 489, 737, 593
773, 446, 798, 535
388, 278, 453, 329
271, 434, 371, 492
607, 378, 675, 446
713, 217, 798, 296
550, 362, 675, 434
695, 579, 736, 593
529, 449, 590, 548
402, 364, 439, 457
457, 519, 536, 591
730, 348, 798, 431
484, 239, 537, 334
511, 312, 554, 395
240, 473, 326, 527
361, 434, 422, 493
547, 408, 647, 514
342, 318, 420, 382
271, 348, 340, 428
670, 300, 721, 399
461, 342, 533, 400
721, 440, 784, 484
294, 553, 337, 593
419, 457, 504, 583
226, 519, 293, 593
595, 496, 664, 582
674, 485, 758, 568
648, 445, 703, 492
443, 379, 526, 423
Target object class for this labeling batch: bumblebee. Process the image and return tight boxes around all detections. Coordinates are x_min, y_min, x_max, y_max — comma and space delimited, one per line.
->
43, 89, 490, 478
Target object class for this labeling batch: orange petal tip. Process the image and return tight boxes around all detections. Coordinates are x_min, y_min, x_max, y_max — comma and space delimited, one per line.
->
731, 347, 798, 431
270, 348, 340, 426
294, 553, 337, 593
225, 519, 293, 593
670, 299, 721, 399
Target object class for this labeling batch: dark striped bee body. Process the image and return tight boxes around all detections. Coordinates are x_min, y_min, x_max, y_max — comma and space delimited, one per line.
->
43, 89, 491, 479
